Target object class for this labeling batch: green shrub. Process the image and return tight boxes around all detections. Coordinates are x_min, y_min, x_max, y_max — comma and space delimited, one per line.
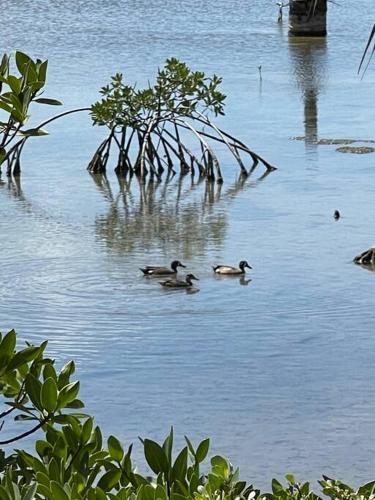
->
1, 331, 374, 499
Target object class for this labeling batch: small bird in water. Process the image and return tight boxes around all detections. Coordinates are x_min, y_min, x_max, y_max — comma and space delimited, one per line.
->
159, 274, 199, 288
213, 260, 252, 275
334, 210, 341, 220
140, 260, 186, 276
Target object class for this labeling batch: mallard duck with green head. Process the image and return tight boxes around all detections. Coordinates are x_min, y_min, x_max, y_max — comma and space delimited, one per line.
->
213, 260, 252, 275
159, 274, 199, 288
140, 260, 186, 276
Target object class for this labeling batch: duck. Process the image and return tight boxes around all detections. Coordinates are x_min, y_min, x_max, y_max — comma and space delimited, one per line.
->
140, 260, 186, 276
212, 260, 252, 275
334, 210, 341, 220
159, 274, 199, 288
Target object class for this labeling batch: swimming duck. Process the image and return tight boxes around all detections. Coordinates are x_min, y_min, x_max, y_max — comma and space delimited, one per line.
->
159, 274, 199, 288
213, 260, 252, 275
334, 210, 341, 220
140, 260, 186, 276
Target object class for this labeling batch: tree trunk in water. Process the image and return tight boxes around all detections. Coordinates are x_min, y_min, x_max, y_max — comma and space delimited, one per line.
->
289, 0, 327, 37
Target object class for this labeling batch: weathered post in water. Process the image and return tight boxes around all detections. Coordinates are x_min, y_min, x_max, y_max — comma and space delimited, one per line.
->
289, 0, 327, 37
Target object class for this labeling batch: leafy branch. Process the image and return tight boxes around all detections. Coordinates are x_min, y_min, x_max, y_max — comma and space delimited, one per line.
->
89, 58, 276, 182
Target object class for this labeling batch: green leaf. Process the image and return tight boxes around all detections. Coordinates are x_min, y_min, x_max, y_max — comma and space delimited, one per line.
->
154, 485, 167, 500
122, 443, 133, 475
0, 485, 10, 500
81, 417, 94, 444
6, 346, 41, 372
38, 60, 48, 83
358, 481, 375, 496
0, 329, 16, 357
162, 426, 173, 465
53, 436, 67, 459
28, 80, 44, 92
272, 478, 284, 494
93, 488, 107, 500
7, 75, 21, 94
0, 332, 16, 374
58, 360, 75, 389
52, 414, 80, 425
144, 439, 169, 475
97, 469, 122, 491
170, 494, 185, 500
14, 414, 35, 421
34, 97, 62, 106
23, 483, 38, 500
41, 377, 58, 413
35, 439, 52, 458
172, 447, 188, 483
285, 474, 295, 484
188, 472, 199, 495
15, 52, 33, 75
36, 484, 51, 498
108, 435, 124, 462
211, 455, 229, 479
66, 398, 84, 408
57, 381, 80, 409
43, 363, 57, 381
0, 100, 13, 114
195, 438, 209, 463
300, 481, 310, 495
140, 485, 155, 500
19, 128, 49, 137
0, 54, 9, 76
184, 436, 195, 458
50, 481, 69, 500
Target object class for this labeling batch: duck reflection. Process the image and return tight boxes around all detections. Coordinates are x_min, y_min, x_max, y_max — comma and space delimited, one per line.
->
213, 273, 252, 286
92, 170, 271, 258
288, 37, 327, 149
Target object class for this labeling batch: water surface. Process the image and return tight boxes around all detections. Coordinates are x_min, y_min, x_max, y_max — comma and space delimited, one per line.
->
1, 0, 375, 488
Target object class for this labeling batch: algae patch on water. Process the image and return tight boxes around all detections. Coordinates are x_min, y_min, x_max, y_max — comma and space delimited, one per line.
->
292, 137, 375, 153
336, 146, 375, 154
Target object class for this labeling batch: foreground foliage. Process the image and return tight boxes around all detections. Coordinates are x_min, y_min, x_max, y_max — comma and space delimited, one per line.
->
1, 330, 375, 499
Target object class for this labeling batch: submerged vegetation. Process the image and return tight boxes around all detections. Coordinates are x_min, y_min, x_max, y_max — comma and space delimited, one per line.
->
1, 329, 375, 499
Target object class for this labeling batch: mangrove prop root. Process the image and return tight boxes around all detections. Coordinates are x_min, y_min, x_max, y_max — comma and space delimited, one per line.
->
88, 118, 276, 182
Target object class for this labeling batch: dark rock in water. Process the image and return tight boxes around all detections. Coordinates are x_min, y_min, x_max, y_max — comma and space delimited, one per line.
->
334, 210, 340, 220
354, 247, 375, 267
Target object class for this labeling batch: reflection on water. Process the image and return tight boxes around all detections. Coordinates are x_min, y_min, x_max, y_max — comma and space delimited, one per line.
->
1, 175, 24, 202
92, 170, 271, 258
0, 0, 375, 490
214, 274, 252, 286
289, 37, 327, 147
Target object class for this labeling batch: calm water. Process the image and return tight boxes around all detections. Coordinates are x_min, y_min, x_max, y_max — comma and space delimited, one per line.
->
1, 0, 375, 489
